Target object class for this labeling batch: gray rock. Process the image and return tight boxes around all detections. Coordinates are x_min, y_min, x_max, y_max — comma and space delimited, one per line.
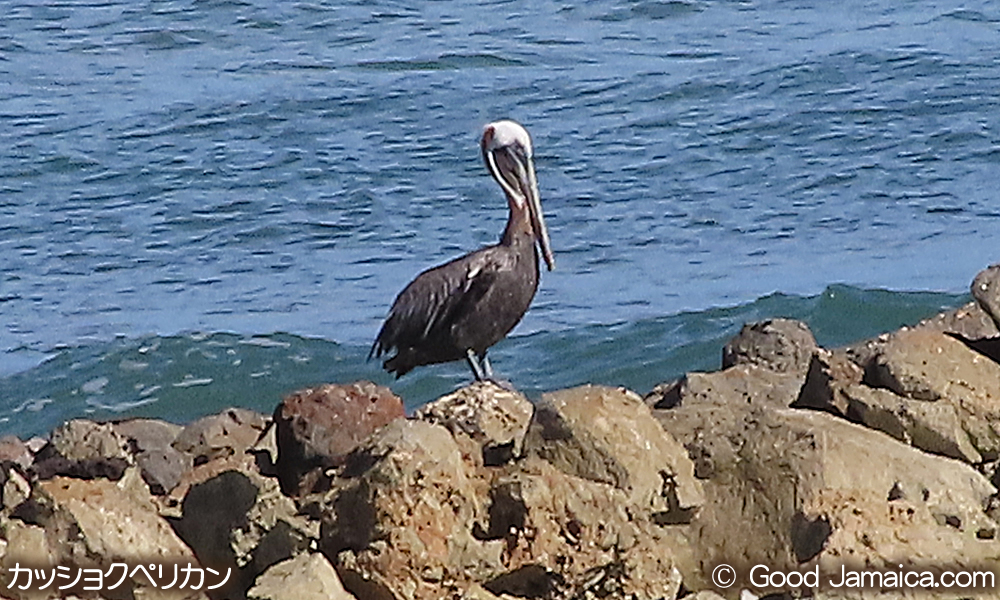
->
972, 264, 1000, 331
867, 328, 1000, 459
173, 408, 269, 463
248, 553, 355, 600
114, 418, 183, 453
114, 418, 190, 495
722, 318, 818, 374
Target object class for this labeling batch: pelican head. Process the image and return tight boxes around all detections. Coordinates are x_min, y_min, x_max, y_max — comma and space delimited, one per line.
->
481, 120, 555, 271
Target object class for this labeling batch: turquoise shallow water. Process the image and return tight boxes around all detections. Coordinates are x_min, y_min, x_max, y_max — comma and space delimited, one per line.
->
1, 0, 997, 434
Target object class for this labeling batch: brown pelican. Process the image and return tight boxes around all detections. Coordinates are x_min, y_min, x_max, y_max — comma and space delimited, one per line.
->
370, 120, 554, 380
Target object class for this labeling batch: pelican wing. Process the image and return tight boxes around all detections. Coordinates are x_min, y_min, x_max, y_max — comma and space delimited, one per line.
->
370, 249, 504, 360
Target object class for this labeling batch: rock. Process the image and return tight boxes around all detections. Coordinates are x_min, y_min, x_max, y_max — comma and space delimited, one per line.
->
793, 349, 864, 416
32, 419, 131, 481
115, 418, 191, 495
481, 456, 684, 600
173, 408, 269, 465
0, 436, 33, 471
722, 318, 818, 374
248, 552, 355, 600
3, 470, 205, 599
648, 364, 805, 411
972, 264, 1000, 330
794, 350, 982, 463
274, 382, 404, 495
866, 328, 1000, 460
415, 382, 533, 466
526, 385, 703, 521
653, 403, 998, 592
172, 467, 315, 598
317, 419, 502, 600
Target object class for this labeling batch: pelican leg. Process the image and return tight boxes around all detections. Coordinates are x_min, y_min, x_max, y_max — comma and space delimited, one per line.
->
466, 348, 487, 381
481, 352, 494, 380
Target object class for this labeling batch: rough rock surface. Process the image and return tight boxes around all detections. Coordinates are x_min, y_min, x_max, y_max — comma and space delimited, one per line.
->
721, 318, 818, 373
868, 329, 1000, 461
415, 381, 533, 466
315, 418, 500, 600
972, 263, 1000, 330
247, 552, 354, 600
526, 385, 703, 518
115, 418, 191, 495
173, 408, 269, 464
274, 381, 404, 494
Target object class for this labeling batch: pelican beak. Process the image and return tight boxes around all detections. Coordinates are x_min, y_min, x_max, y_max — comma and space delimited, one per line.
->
524, 156, 555, 271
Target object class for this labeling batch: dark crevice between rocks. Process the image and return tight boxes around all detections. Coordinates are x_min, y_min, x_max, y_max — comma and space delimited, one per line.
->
485, 564, 561, 598
653, 472, 698, 525
790, 512, 832, 563
483, 439, 517, 467
945, 332, 1000, 365
30, 456, 129, 482
337, 567, 397, 600
319, 483, 377, 556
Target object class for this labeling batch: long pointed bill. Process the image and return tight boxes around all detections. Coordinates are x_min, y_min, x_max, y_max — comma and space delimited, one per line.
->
524, 157, 555, 271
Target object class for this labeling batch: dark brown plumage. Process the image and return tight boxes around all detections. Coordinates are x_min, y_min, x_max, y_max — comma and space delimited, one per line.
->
370, 120, 554, 380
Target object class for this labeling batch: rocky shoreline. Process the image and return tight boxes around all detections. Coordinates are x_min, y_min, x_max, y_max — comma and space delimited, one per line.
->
1, 266, 1000, 600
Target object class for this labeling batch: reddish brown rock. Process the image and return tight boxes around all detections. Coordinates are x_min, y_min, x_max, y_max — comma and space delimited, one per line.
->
274, 381, 404, 494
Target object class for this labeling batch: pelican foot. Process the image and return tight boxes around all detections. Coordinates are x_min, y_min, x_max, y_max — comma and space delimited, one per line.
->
483, 377, 518, 393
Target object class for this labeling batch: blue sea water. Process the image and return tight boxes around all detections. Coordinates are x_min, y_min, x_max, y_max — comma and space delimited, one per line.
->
1, 0, 996, 436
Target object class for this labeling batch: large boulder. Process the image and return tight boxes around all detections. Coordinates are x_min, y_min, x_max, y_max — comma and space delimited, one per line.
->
317, 419, 502, 600
654, 403, 999, 594
526, 385, 703, 520
480, 455, 684, 600
415, 382, 533, 467
722, 318, 818, 374
1, 469, 206, 599
274, 382, 404, 495
794, 350, 983, 463
866, 329, 1000, 460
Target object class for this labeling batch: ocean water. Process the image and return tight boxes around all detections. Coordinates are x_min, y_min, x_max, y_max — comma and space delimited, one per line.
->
1, 0, 996, 436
